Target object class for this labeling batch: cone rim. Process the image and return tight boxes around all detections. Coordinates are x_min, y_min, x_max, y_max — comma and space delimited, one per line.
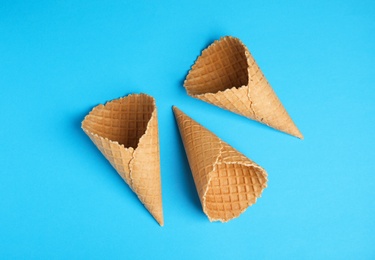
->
81, 93, 156, 151
203, 160, 268, 222
82, 93, 164, 226
183, 36, 304, 139
184, 36, 249, 97
173, 106, 268, 222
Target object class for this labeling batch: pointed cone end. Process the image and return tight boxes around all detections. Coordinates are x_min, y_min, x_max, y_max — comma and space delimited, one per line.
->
151, 211, 164, 227
172, 106, 182, 116
141, 196, 164, 227
289, 127, 303, 140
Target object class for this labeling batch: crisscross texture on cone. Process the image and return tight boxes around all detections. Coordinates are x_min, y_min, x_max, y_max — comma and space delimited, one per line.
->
184, 36, 303, 138
173, 107, 267, 222
82, 94, 163, 226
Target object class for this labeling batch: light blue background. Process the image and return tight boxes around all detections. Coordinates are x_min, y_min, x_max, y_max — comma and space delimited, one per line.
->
1, 1, 374, 259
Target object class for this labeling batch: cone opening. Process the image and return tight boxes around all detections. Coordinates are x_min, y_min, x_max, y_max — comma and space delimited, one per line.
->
185, 37, 249, 96
204, 163, 266, 221
82, 94, 155, 149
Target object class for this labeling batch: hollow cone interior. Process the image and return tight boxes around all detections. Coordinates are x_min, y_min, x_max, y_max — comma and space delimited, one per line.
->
82, 93, 164, 226
184, 36, 303, 139
173, 106, 267, 222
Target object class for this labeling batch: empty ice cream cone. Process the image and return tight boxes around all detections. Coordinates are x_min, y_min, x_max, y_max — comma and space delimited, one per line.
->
173, 106, 268, 222
184, 36, 303, 139
82, 93, 164, 226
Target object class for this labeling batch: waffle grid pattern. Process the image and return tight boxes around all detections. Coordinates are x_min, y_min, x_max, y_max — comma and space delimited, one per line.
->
200, 86, 254, 119
174, 107, 267, 222
185, 37, 248, 95
179, 117, 221, 200
184, 36, 303, 138
82, 94, 163, 225
244, 50, 301, 136
205, 162, 266, 221
84, 130, 133, 184
82, 94, 154, 149
130, 110, 163, 225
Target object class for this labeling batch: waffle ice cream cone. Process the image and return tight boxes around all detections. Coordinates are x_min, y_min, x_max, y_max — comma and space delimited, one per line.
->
173, 106, 267, 222
184, 36, 303, 139
82, 93, 164, 226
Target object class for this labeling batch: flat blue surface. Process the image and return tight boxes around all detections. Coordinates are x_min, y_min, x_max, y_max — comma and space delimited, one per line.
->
1, 1, 374, 259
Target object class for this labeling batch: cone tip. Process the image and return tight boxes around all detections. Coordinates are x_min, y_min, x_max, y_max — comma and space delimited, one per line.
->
292, 128, 304, 139
172, 106, 181, 115
153, 213, 164, 227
